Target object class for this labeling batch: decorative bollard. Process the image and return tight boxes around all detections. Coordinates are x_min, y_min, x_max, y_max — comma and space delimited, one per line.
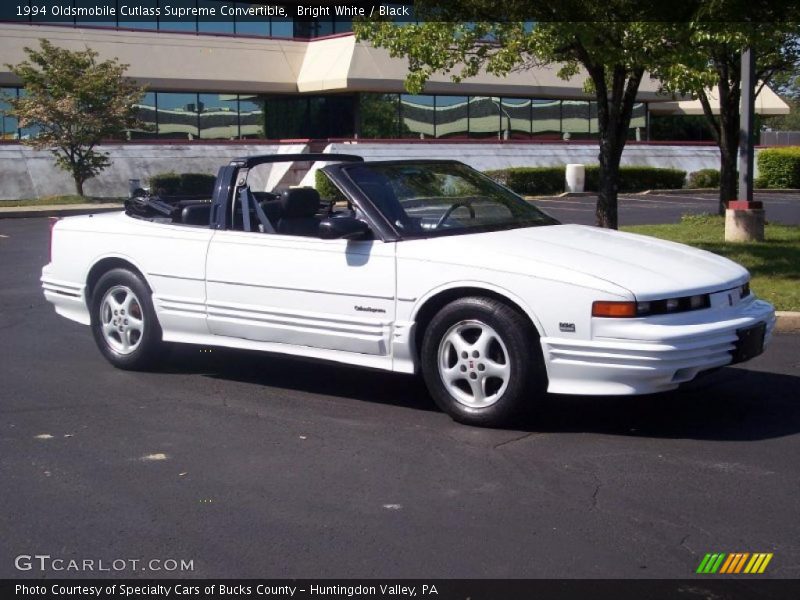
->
565, 163, 585, 193
725, 200, 764, 242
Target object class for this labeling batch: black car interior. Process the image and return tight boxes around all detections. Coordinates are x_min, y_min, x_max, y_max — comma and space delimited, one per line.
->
226, 186, 359, 238
165, 187, 332, 237
275, 188, 323, 236
124, 152, 366, 238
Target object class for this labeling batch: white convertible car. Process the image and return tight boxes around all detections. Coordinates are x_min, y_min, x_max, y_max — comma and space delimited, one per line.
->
42, 154, 775, 426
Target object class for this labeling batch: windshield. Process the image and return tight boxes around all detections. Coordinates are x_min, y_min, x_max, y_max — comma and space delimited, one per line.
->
343, 162, 559, 238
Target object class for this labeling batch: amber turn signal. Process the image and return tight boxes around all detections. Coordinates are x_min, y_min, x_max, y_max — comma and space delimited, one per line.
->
591, 301, 638, 318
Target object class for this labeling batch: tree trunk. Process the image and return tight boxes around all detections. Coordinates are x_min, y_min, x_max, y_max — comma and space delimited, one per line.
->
718, 142, 738, 214
695, 52, 742, 215
596, 138, 622, 229
588, 64, 644, 230
717, 90, 741, 214
74, 175, 84, 197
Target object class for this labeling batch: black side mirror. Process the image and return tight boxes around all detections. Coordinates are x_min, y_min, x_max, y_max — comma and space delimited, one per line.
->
319, 216, 371, 240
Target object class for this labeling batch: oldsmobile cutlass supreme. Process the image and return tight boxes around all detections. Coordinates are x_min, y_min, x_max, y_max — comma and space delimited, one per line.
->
42, 154, 775, 426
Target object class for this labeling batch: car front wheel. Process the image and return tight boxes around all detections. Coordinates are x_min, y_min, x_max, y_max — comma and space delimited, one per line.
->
90, 268, 165, 370
420, 297, 545, 427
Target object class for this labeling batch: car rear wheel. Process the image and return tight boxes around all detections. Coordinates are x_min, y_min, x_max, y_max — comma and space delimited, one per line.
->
90, 268, 165, 370
420, 297, 545, 426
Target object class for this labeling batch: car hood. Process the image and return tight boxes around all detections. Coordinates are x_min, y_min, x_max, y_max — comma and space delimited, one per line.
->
399, 224, 749, 300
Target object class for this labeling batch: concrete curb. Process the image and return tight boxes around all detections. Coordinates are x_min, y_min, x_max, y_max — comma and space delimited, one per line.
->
775, 311, 800, 333
528, 189, 800, 200
640, 188, 800, 195
0, 204, 124, 219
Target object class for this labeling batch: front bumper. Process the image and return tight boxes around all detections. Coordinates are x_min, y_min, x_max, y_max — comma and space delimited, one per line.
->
541, 297, 776, 395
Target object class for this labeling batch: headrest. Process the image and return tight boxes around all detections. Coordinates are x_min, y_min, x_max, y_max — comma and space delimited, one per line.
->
280, 188, 320, 218
181, 203, 212, 226
259, 199, 282, 223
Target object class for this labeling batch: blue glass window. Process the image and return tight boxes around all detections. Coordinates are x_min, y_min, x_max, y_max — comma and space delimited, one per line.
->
500, 98, 531, 139
159, 0, 197, 32
157, 92, 199, 139
17, 88, 41, 139
199, 93, 239, 139
234, 3, 269, 36
531, 99, 561, 139
468, 97, 500, 138
435, 96, 469, 139
400, 95, 435, 138
359, 94, 400, 138
561, 100, 590, 139
120, 0, 158, 30
270, 17, 294, 37
73, 0, 117, 27
1, 88, 20, 140
238, 95, 265, 138
197, 0, 233, 34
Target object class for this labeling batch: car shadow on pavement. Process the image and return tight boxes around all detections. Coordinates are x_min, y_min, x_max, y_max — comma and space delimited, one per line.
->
165, 344, 438, 412
164, 346, 800, 440
534, 367, 800, 441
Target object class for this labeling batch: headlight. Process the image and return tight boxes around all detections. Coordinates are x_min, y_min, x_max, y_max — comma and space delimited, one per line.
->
592, 281, 750, 318
592, 293, 711, 318
689, 294, 706, 309
741, 281, 751, 298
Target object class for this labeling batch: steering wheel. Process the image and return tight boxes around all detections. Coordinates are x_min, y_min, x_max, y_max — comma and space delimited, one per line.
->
434, 201, 476, 229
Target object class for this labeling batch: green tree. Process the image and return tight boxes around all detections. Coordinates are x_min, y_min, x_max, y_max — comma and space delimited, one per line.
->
766, 98, 800, 131
654, 23, 800, 213
355, 4, 682, 228
3, 40, 145, 196
359, 94, 411, 138
765, 58, 800, 130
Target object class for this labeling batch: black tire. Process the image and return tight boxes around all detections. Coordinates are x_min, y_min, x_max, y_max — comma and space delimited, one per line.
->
420, 296, 546, 427
90, 268, 166, 371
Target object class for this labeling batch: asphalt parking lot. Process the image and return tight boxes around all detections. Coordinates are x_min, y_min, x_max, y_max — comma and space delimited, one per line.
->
1, 217, 799, 580
533, 192, 800, 226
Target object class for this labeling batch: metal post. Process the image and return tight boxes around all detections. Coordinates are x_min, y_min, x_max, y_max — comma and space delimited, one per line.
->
726, 46, 764, 242
738, 47, 755, 203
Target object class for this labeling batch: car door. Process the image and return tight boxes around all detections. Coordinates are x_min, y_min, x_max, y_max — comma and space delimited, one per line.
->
205, 231, 396, 356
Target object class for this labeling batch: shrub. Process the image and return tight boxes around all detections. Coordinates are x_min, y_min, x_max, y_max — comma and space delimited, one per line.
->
149, 172, 216, 197
315, 170, 346, 202
149, 172, 181, 196
484, 167, 565, 195
178, 173, 216, 196
687, 168, 721, 188
484, 165, 685, 195
757, 147, 800, 188
585, 165, 686, 192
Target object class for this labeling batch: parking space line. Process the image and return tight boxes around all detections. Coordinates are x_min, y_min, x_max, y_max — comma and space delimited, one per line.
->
531, 200, 591, 207
621, 196, 705, 204
530, 199, 589, 204
539, 206, 593, 212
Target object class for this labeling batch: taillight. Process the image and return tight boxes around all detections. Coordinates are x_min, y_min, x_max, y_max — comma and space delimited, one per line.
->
48, 217, 60, 263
